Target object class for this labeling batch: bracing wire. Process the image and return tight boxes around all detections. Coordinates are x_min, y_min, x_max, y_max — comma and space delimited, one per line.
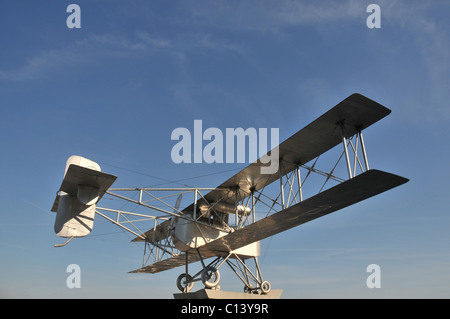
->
98, 160, 245, 188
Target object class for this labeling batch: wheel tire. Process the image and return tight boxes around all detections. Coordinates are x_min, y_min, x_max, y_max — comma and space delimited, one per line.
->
260, 281, 271, 294
176, 273, 194, 293
201, 266, 221, 288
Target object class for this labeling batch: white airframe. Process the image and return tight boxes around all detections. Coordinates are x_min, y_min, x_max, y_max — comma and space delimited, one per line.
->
51, 93, 408, 298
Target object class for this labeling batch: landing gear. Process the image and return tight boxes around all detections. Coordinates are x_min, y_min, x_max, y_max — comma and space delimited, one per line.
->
243, 281, 271, 294
176, 251, 272, 295
201, 266, 220, 288
176, 265, 221, 292
176, 273, 194, 293
260, 281, 271, 294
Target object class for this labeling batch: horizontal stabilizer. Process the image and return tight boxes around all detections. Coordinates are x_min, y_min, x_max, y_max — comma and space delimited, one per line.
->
52, 163, 117, 212
59, 164, 116, 204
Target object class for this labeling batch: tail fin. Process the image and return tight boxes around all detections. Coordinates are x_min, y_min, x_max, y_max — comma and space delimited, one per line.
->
52, 156, 116, 241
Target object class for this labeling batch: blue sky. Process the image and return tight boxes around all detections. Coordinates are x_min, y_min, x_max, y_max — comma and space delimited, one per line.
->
1, 0, 449, 298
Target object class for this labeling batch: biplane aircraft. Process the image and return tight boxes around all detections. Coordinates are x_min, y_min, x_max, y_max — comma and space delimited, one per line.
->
51, 93, 408, 296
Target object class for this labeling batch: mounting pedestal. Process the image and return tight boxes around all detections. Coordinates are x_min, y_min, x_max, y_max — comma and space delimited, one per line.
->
173, 288, 282, 299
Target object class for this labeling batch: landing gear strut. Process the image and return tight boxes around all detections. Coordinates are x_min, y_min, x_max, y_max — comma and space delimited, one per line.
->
176, 251, 271, 295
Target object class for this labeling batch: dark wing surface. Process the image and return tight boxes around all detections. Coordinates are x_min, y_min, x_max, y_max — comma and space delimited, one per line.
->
181, 93, 391, 211
193, 170, 408, 255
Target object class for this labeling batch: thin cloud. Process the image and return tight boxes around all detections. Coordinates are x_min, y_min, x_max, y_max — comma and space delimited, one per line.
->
186, 0, 365, 32
0, 31, 246, 83
378, 0, 450, 121
271, 0, 363, 25
0, 34, 146, 82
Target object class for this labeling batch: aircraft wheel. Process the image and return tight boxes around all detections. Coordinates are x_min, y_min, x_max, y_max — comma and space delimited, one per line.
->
201, 266, 220, 288
260, 281, 271, 294
176, 273, 194, 293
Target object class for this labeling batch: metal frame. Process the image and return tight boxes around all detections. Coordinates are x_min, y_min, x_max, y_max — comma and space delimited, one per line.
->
271, 127, 371, 213
96, 187, 226, 266
52, 93, 409, 298
90, 126, 372, 294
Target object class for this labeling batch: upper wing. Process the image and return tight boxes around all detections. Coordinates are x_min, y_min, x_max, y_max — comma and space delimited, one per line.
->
131, 93, 392, 243
192, 169, 408, 256
181, 93, 391, 212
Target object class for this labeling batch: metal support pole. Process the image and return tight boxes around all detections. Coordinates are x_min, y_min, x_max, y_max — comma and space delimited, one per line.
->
234, 254, 261, 285
279, 161, 285, 209
235, 189, 239, 228
254, 256, 263, 282
197, 248, 206, 269
216, 253, 232, 270
296, 166, 303, 202
340, 123, 353, 179
193, 189, 198, 220
143, 240, 147, 266
251, 189, 256, 223
242, 259, 251, 288
226, 260, 250, 289
358, 131, 370, 171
